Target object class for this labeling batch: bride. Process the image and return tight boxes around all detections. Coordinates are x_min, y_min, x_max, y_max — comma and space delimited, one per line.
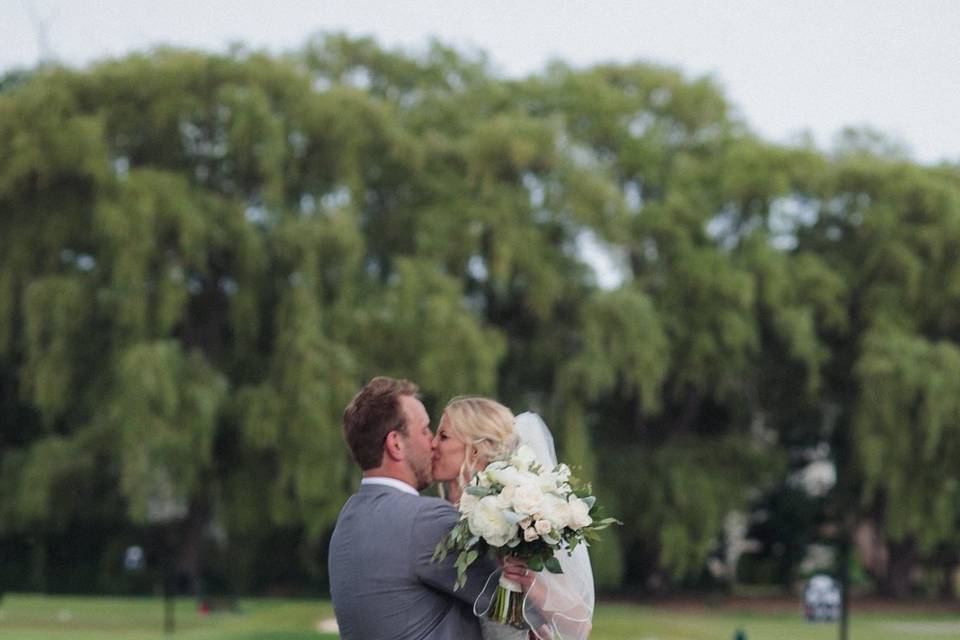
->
431, 397, 595, 640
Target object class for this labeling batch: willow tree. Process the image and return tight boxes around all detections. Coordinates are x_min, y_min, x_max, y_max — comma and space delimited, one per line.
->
0, 46, 503, 591
3, 35, 958, 598
814, 155, 960, 597
492, 62, 832, 586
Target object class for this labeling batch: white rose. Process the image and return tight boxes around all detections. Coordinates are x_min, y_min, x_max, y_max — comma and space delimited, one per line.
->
511, 445, 538, 469
511, 483, 544, 515
468, 496, 516, 547
537, 471, 561, 492
519, 516, 533, 530
486, 464, 523, 488
567, 498, 593, 529
495, 485, 516, 509
524, 526, 539, 542
534, 519, 552, 535
459, 493, 478, 516
539, 494, 570, 530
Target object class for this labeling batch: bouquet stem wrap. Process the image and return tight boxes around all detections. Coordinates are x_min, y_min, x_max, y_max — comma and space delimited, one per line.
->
484, 575, 526, 629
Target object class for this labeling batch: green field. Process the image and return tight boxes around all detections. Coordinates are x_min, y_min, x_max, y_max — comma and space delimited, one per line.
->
0, 594, 958, 640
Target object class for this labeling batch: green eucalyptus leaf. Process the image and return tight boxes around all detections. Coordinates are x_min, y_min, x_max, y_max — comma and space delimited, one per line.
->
544, 557, 563, 574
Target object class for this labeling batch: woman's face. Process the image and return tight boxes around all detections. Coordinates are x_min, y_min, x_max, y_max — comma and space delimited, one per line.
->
431, 413, 466, 483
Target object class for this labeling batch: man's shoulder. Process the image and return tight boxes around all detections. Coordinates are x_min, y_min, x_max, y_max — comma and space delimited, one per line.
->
415, 493, 457, 511
409, 495, 462, 537
331, 490, 458, 555
339, 487, 455, 517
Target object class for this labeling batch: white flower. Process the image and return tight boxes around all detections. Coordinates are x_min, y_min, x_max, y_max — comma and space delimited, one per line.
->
511, 482, 544, 515
534, 519, 552, 535
518, 516, 533, 530
555, 464, 571, 483
567, 497, 593, 529
459, 493, 478, 516
511, 445, 538, 469
537, 471, 561, 492
486, 464, 523, 488
507, 530, 522, 548
495, 485, 516, 509
538, 493, 570, 530
468, 496, 516, 547
524, 526, 540, 542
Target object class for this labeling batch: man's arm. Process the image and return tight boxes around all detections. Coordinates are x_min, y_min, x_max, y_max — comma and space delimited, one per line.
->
411, 499, 498, 608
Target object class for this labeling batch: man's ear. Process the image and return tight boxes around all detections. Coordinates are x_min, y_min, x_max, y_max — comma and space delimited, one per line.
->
384, 430, 405, 462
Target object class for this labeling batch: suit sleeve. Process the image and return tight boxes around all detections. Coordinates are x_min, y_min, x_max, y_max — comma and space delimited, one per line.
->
411, 498, 498, 608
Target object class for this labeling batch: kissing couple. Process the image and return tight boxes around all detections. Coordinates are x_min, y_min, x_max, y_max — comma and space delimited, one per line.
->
329, 376, 595, 640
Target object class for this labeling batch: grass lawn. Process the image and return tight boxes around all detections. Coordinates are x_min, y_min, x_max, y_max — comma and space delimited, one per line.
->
0, 594, 337, 640
1, 593, 958, 640
595, 601, 960, 640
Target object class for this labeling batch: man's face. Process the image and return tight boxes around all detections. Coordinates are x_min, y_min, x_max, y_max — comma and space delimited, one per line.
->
399, 395, 434, 491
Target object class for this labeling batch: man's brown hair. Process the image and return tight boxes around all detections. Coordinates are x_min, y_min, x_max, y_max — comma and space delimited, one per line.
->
342, 376, 420, 470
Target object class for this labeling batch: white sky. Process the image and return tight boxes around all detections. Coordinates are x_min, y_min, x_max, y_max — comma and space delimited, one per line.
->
3, 0, 959, 164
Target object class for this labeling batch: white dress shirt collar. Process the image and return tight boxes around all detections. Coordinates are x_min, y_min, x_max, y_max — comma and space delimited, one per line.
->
361, 476, 419, 496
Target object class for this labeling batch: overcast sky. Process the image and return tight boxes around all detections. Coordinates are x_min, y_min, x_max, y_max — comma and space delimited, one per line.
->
3, 0, 958, 164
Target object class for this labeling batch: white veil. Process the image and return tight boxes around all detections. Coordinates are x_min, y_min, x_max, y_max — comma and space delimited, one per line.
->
512, 412, 595, 640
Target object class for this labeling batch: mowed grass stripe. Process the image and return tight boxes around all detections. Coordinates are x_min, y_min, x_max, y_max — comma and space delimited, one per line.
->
1, 594, 957, 640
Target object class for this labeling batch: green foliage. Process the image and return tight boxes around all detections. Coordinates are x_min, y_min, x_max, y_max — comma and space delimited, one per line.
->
854, 328, 960, 550
21, 276, 91, 423
561, 288, 669, 412
609, 438, 784, 581
105, 341, 227, 524
356, 258, 505, 401
591, 531, 626, 591
1, 33, 959, 596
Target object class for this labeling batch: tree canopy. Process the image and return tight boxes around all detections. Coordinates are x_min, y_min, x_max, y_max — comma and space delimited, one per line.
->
1, 34, 959, 597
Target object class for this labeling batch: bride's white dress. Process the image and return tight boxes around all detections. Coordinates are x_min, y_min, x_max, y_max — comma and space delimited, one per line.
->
475, 412, 596, 640
479, 616, 528, 640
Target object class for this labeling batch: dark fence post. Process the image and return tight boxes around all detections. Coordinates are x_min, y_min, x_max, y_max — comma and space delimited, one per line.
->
837, 532, 850, 640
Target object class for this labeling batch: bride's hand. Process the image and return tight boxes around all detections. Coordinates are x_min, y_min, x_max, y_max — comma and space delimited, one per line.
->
502, 557, 555, 638
501, 556, 536, 592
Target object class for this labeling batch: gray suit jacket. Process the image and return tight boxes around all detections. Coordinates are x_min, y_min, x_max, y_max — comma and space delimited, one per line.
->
329, 483, 497, 640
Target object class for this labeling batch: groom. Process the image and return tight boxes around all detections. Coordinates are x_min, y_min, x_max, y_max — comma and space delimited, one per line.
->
329, 376, 497, 639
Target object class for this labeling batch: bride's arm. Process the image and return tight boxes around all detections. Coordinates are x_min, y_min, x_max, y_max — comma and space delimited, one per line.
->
502, 557, 593, 639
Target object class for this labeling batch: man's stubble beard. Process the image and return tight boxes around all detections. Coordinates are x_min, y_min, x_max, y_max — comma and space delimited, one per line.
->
409, 451, 434, 492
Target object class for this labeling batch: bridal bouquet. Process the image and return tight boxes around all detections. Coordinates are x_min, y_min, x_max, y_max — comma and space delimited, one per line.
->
433, 445, 619, 628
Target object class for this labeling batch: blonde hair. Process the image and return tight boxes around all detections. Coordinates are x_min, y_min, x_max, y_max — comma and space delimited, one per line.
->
441, 396, 518, 498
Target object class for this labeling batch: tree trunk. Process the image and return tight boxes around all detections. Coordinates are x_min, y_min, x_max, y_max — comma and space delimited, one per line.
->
674, 387, 702, 434
852, 519, 888, 586
881, 538, 917, 598
28, 538, 47, 592
175, 499, 210, 595
159, 524, 177, 636
939, 559, 958, 600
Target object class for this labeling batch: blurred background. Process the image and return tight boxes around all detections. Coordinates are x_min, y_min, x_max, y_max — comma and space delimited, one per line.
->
2, 1, 960, 638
